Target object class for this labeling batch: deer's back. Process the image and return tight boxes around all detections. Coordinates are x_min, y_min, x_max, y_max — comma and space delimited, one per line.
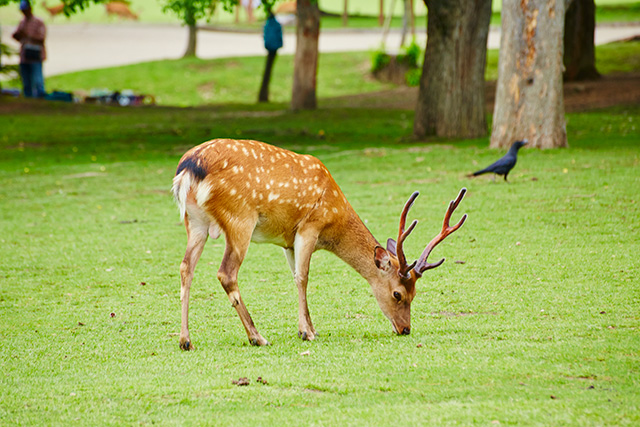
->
174, 139, 349, 248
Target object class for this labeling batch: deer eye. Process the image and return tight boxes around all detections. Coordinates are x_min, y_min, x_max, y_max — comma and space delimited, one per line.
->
393, 291, 402, 302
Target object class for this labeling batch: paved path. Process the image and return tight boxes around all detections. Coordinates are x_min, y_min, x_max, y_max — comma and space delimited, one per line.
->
2, 23, 639, 77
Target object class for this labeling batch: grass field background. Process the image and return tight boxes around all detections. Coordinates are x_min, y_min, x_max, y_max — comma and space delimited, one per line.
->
1, 96, 639, 424
1, 16, 640, 424
23, 41, 638, 107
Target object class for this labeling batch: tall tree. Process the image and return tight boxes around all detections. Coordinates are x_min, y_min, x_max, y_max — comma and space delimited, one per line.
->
413, 0, 492, 139
564, 0, 599, 81
490, 0, 570, 149
160, 0, 217, 58
291, 0, 320, 111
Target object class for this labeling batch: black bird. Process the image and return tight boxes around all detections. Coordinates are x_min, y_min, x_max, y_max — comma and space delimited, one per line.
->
471, 139, 528, 182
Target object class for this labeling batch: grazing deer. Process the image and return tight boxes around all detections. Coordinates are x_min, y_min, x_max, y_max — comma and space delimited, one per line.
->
275, 1, 297, 15
41, 1, 65, 17
172, 139, 467, 349
105, 1, 139, 20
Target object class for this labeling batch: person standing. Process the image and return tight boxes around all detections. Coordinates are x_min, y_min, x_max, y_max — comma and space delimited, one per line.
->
12, 0, 47, 98
258, 11, 283, 103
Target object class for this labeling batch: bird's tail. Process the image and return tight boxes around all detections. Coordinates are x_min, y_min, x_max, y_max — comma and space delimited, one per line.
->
469, 168, 489, 177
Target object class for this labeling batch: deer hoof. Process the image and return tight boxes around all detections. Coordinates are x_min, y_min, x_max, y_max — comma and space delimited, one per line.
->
180, 339, 193, 351
250, 337, 270, 346
298, 331, 316, 341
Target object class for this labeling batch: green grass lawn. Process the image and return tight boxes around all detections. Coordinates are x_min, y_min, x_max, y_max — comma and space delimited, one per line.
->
31, 40, 640, 107
43, 52, 397, 106
0, 93, 639, 424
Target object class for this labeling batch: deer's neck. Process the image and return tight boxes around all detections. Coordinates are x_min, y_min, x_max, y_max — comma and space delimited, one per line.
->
323, 211, 381, 283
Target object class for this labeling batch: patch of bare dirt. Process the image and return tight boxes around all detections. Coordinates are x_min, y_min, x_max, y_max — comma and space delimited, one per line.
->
326, 72, 640, 112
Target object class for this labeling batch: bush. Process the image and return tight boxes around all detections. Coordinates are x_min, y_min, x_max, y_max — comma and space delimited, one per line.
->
371, 40, 422, 86
370, 48, 391, 73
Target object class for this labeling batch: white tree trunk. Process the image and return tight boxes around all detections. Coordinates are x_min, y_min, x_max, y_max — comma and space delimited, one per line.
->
490, 0, 570, 149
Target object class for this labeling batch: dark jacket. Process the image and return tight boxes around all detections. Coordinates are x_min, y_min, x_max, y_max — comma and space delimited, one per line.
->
264, 15, 283, 53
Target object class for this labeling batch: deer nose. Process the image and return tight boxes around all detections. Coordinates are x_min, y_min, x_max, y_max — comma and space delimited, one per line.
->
401, 327, 411, 335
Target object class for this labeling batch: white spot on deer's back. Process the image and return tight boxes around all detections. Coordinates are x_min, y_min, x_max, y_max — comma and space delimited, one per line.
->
230, 188, 237, 196
268, 192, 280, 202
222, 160, 228, 169
333, 190, 339, 197
231, 145, 239, 152
232, 166, 239, 174
242, 147, 249, 156
332, 207, 338, 213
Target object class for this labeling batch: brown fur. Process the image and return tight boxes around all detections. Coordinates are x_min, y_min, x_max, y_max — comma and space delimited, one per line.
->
105, 1, 138, 20
41, 1, 65, 17
173, 139, 464, 349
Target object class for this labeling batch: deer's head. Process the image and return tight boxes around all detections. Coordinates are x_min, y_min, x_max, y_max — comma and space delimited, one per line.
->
371, 189, 468, 335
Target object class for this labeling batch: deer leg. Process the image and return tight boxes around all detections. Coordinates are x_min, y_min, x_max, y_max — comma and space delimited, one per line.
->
292, 232, 319, 341
217, 228, 270, 346
284, 247, 316, 339
179, 216, 209, 351
283, 247, 295, 276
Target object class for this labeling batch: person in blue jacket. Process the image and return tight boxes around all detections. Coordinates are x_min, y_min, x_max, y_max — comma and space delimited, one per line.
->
259, 12, 283, 102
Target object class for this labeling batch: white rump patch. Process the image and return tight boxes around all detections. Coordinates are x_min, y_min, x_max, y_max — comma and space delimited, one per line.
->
195, 180, 213, 206
172, 170, 192, 221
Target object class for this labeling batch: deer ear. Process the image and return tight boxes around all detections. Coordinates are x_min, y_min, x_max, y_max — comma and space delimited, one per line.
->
386, 238, 397, 257
374, 246, 392, 271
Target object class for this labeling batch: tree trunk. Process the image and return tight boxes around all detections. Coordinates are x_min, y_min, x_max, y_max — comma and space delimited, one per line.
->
342, 0, 349, 27
400, 0, 409, 46
413, 0, 492, 139
291, 0, 320, 111
564, 0, 600, 81
259, 51, 277, 103
490, 0, 569, 149
183, 7, 197, 58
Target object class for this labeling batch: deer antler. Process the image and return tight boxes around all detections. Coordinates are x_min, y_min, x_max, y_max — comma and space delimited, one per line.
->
395, 191, 420, 279
414, 188, 468, 278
